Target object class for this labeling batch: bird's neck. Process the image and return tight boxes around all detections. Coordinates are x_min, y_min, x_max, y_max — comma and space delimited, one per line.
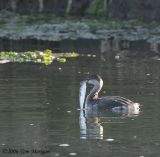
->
85, 84, 101, 108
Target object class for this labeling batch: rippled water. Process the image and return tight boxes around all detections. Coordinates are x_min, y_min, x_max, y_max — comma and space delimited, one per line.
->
0, 58, 160, 157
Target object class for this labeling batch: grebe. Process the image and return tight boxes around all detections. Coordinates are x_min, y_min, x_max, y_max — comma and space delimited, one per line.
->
79, 75, 140, 113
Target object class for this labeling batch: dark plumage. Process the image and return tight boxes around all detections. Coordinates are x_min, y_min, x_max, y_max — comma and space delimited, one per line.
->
81, 75, 139, 112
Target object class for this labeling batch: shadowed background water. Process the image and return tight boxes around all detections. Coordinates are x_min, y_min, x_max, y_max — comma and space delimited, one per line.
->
0, 57, 160, 157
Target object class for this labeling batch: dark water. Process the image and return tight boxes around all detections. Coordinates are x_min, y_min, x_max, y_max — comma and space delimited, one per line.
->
0, 57, 160, 157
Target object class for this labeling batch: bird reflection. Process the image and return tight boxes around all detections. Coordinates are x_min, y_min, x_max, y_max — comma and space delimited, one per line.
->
79, 109, 140, 140
79, 110, 103, 140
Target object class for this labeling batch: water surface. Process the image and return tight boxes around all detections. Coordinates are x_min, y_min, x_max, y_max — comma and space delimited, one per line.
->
0, 58, 160, 157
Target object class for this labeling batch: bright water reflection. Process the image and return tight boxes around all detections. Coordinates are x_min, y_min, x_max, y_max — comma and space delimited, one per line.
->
79, 108, 140, 140
0, 58, 160, 157
79, 110, 104, 140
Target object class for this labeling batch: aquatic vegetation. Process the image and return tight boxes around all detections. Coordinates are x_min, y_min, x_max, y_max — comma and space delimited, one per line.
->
0, 49, 79, 65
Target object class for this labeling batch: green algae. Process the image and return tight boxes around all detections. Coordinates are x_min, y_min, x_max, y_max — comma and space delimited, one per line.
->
0, 49, 79, 65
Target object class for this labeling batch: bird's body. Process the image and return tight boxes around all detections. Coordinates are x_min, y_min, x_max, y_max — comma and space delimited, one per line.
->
79, 75, 140, 114
86, 96, 133, 110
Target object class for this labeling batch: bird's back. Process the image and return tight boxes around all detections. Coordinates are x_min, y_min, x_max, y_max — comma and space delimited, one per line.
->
95, 96, 134, 110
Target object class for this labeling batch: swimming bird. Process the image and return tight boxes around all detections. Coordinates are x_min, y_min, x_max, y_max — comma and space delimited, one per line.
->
79, 74, 140, 113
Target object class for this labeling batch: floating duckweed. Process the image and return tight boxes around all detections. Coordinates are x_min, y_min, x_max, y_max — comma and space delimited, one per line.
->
43, 49, 53, 65
56, 52, 79, 58
57, 58, 66, 63
0, 50, 79, 65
